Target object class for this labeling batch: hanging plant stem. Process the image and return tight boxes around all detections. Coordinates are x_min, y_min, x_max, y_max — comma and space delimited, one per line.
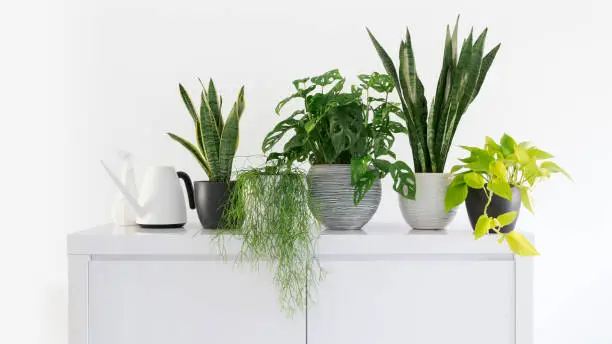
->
214, 166, 323, 315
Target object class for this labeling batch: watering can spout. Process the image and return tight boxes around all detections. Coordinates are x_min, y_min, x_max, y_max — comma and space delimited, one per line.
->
100, 160, 144, 216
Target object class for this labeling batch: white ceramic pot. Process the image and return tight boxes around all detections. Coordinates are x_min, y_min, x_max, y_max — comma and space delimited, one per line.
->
398, 173, 458, 230
308, 164, 381, 230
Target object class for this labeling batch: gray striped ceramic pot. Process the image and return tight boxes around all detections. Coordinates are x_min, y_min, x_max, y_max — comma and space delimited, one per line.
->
398, 173, 458, 230
307, 164, 381, 230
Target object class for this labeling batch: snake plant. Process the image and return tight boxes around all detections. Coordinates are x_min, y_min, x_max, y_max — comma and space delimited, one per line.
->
368, 18, 501, 173
168, 79, 245, 182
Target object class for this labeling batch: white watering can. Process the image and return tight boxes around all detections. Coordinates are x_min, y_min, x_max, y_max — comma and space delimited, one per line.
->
101, 161, 195, 228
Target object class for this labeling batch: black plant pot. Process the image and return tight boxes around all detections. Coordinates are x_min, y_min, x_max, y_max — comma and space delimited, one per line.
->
465, 186, 521, 234
194, 181, 235, 229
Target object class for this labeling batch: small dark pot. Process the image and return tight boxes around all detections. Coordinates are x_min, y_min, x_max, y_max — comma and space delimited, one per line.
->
465, 186, 521, 233
194, 181, 235, 230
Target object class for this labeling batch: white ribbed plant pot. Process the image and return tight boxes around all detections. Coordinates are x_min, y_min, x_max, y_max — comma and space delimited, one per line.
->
308, 164, 381, 230
398, 173, 458, 230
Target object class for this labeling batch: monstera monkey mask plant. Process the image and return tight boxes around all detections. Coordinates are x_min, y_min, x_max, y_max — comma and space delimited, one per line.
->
262, 69, 415, 230
168, 79, 245, 229
444, 134, 571, 255
368, 18, 501, 230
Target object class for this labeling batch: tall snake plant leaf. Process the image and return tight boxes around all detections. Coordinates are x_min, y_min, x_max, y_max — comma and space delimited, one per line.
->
451, 15, 459, 63
366, 28, 406, 107
399, 40, 428, 171
179, 84, 198, 123
428, 26, 454, 171
207, 79, 224, 131
403, 28, 418, 101
472, 43, 501, 101
167, 133, 212, 177
438, 30, 473, 168
218, 87, 245, 180
441, 29, 488, 167
200, 91, 221, 178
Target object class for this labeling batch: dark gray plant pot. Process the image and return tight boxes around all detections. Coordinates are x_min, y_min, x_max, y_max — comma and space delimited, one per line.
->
465, 186, 521, 234
307, 164, 381, 230
194, 181, 235, 230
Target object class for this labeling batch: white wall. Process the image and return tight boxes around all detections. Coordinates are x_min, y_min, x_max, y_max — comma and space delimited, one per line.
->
2, 0, 611, 343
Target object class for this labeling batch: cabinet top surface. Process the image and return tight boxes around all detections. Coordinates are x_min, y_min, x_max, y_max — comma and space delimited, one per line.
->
68, 223, 530, 257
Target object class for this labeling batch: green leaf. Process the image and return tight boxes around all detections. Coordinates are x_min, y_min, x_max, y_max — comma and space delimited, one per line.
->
402, 29, 417, 101
504, 231, 539, 256
217, 88, 244, 181
523, 159, 540, 186
491, 161, 508, 180
167, 133, 212, 178
367, 28, 402, 100
262, 113, 302, 152
474, 215, 492, 239
520, 187, 535, 214
445, 182, 468, 211
207, 79, 224, 130
372, 158, 392, 174
464, 172, 485, 189
497, 211, 518, 226
540, 161, 572, 181
472, 43, 500, 100
389, 161, 416, 200
527, 147, 554, 160
500, 133, 516, 157
450, 164, 465, 174
351, 157, 378, 205
487, 178, 512, 201
179, 84, 198, 124
200, 91, 221, 176
485, 136, 501, 153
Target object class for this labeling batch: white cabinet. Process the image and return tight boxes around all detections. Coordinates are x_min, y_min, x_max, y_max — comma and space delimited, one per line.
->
308, 260, 514, 344
88, 260, 304, 344
68, 224, 533, 344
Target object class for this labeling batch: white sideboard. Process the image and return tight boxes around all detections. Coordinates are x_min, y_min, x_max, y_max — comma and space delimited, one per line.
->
68, 224, 533, 344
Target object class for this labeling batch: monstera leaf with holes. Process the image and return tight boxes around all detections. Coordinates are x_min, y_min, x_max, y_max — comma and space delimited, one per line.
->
262, 69, 414, 205
168, 80, 245, 182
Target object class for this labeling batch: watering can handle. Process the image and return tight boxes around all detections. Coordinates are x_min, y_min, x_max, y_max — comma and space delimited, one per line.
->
177, 171, 195, 210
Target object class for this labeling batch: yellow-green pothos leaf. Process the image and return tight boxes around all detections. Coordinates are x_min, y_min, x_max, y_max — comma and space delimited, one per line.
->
445, 182, 468, 212
504, 231, 539, 256
474, 215, 492, 239
464, 172, 485, 189
497, 211, 518, 227
540, 161, 572, 181
520, 187, 535, 214
491, 160, 508, 180
488, 178, 512, 201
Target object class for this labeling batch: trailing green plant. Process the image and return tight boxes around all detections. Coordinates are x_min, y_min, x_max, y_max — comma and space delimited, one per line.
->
215, 162, 322, 314
168, 79, 245, 182
445, 133, 571, 255
262, 69, 416, 204
368, 17, 501, 174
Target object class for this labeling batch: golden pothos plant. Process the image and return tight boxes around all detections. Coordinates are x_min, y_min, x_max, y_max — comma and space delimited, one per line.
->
445, 134, 571, 255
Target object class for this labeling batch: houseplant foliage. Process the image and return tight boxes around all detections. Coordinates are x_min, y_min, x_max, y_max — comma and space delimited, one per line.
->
367, 18, 501, 173
216, 162, 323, 314
168, 79, 245, 182
445, 134, 571, 255
262, 69, 415, 204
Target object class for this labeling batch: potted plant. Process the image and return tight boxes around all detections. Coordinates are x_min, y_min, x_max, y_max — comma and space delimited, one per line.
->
168, 79, 245, 229
262, 69, 415, 230
367, 18, 501, 229
444, 134, 571, 255
216, 161, 323, 314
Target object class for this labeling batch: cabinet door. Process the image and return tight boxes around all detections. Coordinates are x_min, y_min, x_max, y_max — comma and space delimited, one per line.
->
308, 259, 515, 344
89, 259, 304, 344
